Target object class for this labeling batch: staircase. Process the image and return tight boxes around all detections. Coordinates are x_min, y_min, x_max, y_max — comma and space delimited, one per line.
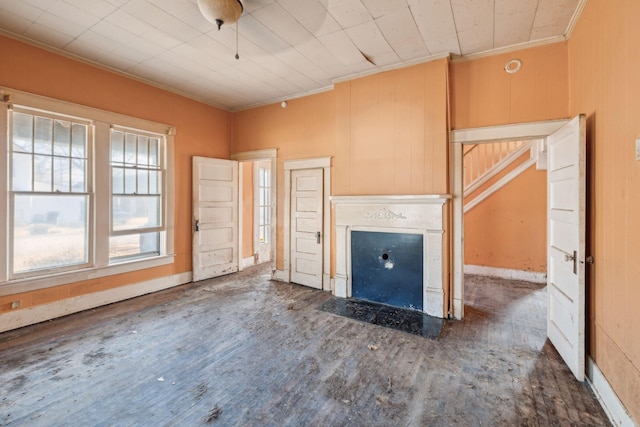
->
464, 139, 547, 213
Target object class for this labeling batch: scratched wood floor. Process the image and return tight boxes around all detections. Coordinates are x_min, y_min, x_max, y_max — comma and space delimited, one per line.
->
0, 265, 610, 426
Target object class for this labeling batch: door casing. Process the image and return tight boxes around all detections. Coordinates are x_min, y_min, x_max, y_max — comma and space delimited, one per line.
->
450, 119, 570, 319
282, 157, 331, 291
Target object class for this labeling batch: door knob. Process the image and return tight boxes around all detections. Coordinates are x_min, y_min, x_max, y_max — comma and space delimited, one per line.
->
316, 231, 321, 244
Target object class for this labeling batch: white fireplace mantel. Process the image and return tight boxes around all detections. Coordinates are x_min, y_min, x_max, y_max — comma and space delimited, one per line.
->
331, 194, 451, 318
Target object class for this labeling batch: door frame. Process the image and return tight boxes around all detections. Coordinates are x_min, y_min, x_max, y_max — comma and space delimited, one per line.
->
450, 119, 569, 319
282, 157, 331, 291
231, 149, 277, 275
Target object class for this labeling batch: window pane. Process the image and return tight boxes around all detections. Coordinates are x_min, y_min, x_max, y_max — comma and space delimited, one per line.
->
53, 120, 71, 156
34, 116, 52, 155
71, 159, 86, 192
13, 112, 33, 152
149, 138, 159, 166
112, 167, 124, 194
12, 153, 32, 191
109, 232, 159, 261
13, 194, 88, 274
125, 168, 136, 194
260, 187, 265, 206
34, 155, 52, 191
125, 133, 137, 164
137, 136, 148, 165
112, 195, 160, 231
149, 170, 159, 194
111, 131, 124, 163
54, 157, 70, 192
137, 169, 149, 194
71, 124, 86, 158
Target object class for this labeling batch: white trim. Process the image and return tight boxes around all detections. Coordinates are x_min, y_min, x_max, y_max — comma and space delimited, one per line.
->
0, 255, 175, 297
284, 156, 331, 170
272, 269, 289, 282
0, 271, 191, 333
331, 194, 451, 204
587, 357, 637, 427
230, 86, 335, 113
565, 0, 588, 40
283, 157, 331, 290
230, 148, 277, 161
464, 264, 546, 283
450, 37, 567, 63
241, 256, 256, 269
2, 87, 175, 135
464, 157, 536, 213
452, 119, 570, 320
452, 119, 569, 144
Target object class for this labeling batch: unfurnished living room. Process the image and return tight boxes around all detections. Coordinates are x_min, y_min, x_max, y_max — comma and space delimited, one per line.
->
0, 0, 638, 426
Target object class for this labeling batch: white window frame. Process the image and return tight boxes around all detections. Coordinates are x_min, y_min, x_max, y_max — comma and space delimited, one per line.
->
0, 87, 175, 297
8, 106, 95, 279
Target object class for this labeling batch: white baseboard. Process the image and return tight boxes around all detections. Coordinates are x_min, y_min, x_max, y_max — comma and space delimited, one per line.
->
464, 264, 547, 283
272, 269, 289, 282
0, 272, 192, 333
587, 357, 637, 427
240, 256, 255, 269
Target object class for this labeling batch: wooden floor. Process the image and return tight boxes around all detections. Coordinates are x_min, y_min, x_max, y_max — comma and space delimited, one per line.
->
0, 265, 610, 426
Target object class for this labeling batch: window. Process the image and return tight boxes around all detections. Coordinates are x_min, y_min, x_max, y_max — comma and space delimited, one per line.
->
10, 109, 91, 277
1, 89, 174, 292
110, 128, 164, 261
257, 166, 271, 244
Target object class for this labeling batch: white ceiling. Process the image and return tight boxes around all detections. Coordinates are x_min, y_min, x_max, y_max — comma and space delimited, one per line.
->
0, 0, 584, 111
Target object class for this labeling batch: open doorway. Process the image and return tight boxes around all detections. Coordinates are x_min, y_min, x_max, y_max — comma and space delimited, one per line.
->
462, 139, 548, 283
231, 150, 277, 273
451, 117, 588, 381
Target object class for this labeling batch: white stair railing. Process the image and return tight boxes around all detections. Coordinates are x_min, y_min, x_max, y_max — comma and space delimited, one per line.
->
463, 140, 532, 195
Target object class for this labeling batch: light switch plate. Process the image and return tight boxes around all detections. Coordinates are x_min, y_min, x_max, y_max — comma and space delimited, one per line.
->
636, 138, 640, 161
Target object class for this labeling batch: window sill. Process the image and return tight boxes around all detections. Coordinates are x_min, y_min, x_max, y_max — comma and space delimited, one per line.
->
0, 254, 176, 297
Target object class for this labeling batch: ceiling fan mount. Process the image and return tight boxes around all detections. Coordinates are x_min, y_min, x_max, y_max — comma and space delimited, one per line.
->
197, 0, 244, 31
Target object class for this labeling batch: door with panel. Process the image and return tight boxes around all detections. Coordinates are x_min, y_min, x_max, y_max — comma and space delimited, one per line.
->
290, 168, 323, 289
546, 114, 586, 381
192, 157, 238, 282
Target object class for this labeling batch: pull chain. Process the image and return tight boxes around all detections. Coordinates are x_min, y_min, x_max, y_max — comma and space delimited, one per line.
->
235, 20, 239, 60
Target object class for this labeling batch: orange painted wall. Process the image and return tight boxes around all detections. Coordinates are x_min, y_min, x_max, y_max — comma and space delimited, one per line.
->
463, 153, 546, 272
568, 0, 640, 421
451, 43, 569, 274
241, 162, 254, 259
451, 42, 569, 129
0, 36, 231, 314
233, 59, 450, 277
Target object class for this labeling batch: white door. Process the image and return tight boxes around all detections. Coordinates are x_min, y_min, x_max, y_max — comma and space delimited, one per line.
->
254, 160, 272, 264
192, 157, 238, 282
290, 168, 323, 289
547, 114, 586, 381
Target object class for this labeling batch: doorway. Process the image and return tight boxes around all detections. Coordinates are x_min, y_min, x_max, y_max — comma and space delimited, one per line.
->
451, 117, 587, 381
231, 149, 277, 274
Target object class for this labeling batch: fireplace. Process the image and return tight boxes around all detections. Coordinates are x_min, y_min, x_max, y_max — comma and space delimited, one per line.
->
331, 195, 450, 318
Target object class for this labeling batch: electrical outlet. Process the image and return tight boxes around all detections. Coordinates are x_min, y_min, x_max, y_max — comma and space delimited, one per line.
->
11, 300, 21, 309
636, 138, 640, 161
